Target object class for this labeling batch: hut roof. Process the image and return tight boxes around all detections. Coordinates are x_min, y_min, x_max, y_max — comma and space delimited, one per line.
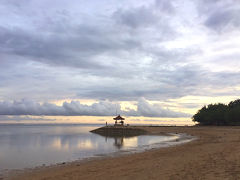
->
113, 115, 125, 120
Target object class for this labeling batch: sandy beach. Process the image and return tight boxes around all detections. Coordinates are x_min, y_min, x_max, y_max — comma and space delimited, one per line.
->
7, 126, 240, 180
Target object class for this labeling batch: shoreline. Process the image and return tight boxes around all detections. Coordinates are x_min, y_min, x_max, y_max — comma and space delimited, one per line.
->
3, 127, 195, 179
6, 126, 240, 179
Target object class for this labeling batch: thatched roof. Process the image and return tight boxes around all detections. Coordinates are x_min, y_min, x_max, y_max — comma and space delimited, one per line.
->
113, 115, 125, 120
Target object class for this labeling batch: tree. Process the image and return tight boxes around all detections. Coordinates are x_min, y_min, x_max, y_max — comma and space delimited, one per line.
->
193, 99, 240, 125
192, 103, 227, 125
225, 99, 240, 125
228, 99, 240, 108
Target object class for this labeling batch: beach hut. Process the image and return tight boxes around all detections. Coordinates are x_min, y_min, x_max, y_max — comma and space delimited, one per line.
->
113, 115, 125, 126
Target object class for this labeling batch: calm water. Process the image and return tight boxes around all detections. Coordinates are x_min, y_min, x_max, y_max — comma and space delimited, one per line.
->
0, 124, 178, 171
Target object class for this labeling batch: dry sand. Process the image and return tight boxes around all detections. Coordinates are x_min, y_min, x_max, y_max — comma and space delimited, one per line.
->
7, 126, 240, 180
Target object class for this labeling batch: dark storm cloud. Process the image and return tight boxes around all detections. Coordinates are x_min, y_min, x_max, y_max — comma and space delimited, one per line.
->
0, 98, 190, 118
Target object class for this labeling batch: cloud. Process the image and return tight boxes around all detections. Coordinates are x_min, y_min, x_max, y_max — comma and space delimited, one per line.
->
0, 115, 56, 121
205, 9, 240, 31
0, 0, 181, 102
196, 0, 240, 32
0, 0, 240, 118
2, 57, 240, 103
112, 0, 176, 41
113, 6, 159, 29
0, 0, 178, 73
0, 25, 141, 69
0, 98, 190, 118
135, 98, 190, 117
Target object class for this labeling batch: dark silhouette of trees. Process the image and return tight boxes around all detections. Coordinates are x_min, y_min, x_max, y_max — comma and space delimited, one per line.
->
225, 99, 240, 125
192, 99, 240, 125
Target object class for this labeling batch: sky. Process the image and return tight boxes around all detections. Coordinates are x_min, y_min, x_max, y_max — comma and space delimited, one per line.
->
0, 0, 240, 124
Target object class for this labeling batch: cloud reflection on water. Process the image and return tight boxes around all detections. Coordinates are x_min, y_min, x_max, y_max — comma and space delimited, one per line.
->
0, 124, 177, 171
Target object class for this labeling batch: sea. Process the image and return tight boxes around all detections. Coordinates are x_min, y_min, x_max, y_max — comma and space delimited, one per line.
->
0, 124, 182, 172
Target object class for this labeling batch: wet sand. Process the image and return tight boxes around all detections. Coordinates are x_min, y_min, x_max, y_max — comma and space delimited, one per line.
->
7, 126, 240, 180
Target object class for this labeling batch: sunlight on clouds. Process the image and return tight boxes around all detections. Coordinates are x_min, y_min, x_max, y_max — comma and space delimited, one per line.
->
139, 99, 191, 116
119, 101, 137, 111
50, 99, 98, 106
164, 28, 207, 50
172, 95, 239, 104
0, 96, 239, 125
51, 99, 138, 114
167, 95, 240, 115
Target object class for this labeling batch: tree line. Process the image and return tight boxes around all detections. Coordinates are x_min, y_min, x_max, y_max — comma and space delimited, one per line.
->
192, 99, 240, 125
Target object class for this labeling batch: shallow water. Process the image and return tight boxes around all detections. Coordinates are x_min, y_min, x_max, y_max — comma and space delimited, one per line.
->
0, 124, 179, 171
